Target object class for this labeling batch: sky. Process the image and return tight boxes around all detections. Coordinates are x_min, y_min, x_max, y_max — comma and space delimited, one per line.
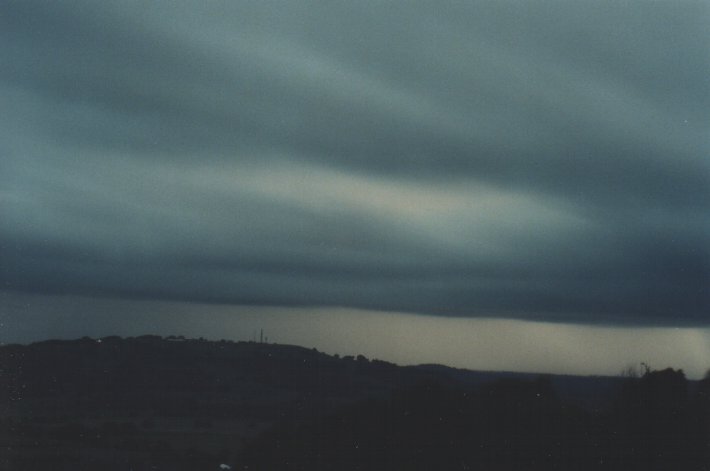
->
1, 1, 708, 375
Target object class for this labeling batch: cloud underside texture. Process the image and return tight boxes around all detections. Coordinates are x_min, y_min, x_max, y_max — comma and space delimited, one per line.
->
1, 1, 708, 325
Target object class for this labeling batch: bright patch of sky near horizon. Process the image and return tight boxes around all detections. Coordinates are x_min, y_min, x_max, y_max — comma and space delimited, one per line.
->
2, 291, 708, 379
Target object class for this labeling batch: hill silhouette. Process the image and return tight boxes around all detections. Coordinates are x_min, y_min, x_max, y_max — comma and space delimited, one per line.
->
1, 336, 708, 470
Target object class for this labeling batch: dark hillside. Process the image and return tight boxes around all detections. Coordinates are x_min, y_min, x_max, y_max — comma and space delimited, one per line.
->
1, 337, 707, 470
0, 336, 452, 470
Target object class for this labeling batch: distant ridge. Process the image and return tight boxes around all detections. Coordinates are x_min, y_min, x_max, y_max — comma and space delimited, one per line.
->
2, 336, 707, 471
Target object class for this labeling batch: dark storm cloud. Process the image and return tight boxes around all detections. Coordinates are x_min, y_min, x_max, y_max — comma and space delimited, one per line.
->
1, 0, 708, 325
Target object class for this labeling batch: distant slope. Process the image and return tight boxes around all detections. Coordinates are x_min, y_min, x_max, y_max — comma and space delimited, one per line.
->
1, 336, 438, 470
1, 335, 623, 418
1, 336, 451, 413
413, 363, 622, 409
1, 336, 706, 471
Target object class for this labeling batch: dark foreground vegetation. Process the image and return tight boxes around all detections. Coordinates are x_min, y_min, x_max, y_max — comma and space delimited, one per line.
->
1, 336, 708, 470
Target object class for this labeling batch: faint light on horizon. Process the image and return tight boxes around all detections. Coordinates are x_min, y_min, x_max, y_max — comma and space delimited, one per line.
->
2, 291, 708, 379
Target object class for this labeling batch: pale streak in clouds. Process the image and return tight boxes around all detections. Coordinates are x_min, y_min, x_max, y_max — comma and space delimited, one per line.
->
1, 1, 708, 326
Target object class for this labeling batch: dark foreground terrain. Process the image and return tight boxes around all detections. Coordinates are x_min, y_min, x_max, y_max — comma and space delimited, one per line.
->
1, 336, 708, 470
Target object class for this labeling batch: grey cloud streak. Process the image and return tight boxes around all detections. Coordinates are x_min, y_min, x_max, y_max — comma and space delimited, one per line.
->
1, 0, 708, 325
